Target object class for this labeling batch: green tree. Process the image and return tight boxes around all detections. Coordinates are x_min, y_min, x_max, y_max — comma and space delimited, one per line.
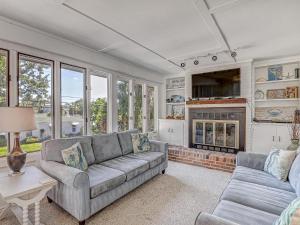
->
91, 98, 107, 134
0, 54, 7, 106
117, 81, 129, 131
134, 85, 143, 132
19, 60, 50, 112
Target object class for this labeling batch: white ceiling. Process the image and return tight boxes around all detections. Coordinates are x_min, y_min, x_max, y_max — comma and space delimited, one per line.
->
0, 0, 300, 74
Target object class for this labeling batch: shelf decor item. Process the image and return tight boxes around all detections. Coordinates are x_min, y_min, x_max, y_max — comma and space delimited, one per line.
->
285, 86, 299, 98
287, 110, 300, 150
0, 107, 37, 175
295, 68, 300, 79
268, 65, 283, 81
255, 89, 265, 100
266, 89, 286, 99
166, 77, 185, 89
255, 107, 296, 123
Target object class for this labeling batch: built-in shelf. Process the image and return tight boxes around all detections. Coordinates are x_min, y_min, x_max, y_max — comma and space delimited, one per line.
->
166, 102, 185, 105
166, 87, 185, 91
255, 98, 300, 102
256, 78, 300, 84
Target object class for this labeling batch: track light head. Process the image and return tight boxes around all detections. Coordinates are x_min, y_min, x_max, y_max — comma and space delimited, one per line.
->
194, 60, 199, 65
212, 55, 218, 61
231, 51, 237, 58
180, 62, 186, 68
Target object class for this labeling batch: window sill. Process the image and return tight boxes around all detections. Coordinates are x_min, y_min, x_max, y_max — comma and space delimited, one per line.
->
0, 151, 41, 169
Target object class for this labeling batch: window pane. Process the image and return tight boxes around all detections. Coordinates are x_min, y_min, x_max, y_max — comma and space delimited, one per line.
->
19, 54, 53, 153
61, 64, 85, 137
90, 75, 108, 134
0, 49, 8, 107
0, 49, 9, 156
134, 84, 143, 132
147, 86, 155, 132
117, 80, 129, 131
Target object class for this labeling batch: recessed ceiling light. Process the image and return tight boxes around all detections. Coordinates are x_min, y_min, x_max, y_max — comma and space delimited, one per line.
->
180, 63, 186, 68
231, 51, 237, 58
212, 55, 217, 61
194, 60, 199, 65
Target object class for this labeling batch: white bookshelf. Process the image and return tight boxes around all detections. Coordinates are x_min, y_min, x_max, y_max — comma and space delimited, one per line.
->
253, 60, 300, 123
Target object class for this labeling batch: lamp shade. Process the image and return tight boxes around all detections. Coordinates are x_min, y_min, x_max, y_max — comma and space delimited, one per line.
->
0, 107, 37, 132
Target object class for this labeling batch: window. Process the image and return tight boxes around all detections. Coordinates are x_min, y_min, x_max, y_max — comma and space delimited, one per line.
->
18, 54, 53, 153
90, 74, 108, 134
134, 83, 143, 132
147, 86, 155, 132
61, 64, 86, 137
117, 80, 129, 131
0, 49, 9, 157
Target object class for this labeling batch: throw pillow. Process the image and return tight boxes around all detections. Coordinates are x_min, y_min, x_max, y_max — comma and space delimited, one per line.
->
61, 142, 88, 171
274, 198, 300, 225
264, 148, 296, 181
131, 133, 151, 154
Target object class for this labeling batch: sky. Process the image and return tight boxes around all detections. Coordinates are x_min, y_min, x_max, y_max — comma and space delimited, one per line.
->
61, 69, 107, 103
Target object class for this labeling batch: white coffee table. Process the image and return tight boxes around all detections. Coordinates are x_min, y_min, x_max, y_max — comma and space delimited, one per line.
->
0, 166, 57, 225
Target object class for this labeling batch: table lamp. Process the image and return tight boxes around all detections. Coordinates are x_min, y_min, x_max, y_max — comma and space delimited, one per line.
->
0, 107, 36, 174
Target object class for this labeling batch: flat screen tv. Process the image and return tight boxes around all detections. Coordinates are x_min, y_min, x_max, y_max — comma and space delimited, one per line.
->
192, 68, 240, 98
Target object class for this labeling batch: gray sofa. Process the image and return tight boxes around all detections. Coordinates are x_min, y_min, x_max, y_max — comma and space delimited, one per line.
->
195, 151, 300, 225
40, 130, 168, 225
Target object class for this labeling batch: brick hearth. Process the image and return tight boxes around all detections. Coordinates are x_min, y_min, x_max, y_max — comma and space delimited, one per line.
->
168, 146, 236, 172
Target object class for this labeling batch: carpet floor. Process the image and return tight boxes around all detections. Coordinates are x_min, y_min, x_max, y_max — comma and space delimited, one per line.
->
1, 161, 231, 225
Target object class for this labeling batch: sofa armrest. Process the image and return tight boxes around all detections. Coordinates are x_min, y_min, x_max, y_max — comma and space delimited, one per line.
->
195, 212, 240, 225
40, 160, 89, 189
150, 140, 168, 154
236, 152, 268, 171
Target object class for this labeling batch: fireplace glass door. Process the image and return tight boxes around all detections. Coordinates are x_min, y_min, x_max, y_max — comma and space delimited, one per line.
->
194, 122, 204, 144
192, 120, 239, 149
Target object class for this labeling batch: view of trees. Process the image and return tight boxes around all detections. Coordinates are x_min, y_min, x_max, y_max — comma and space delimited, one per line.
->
19, 59, 51, 111
0, 51, 8, 106
117, 80, 129, 131
90, 98, 107, 134
134, 84, 143, 132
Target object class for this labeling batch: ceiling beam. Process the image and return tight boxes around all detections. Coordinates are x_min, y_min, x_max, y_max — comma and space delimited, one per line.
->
209, 0, 242, 14
193, 0, 236, 62
62, 3, 183, 70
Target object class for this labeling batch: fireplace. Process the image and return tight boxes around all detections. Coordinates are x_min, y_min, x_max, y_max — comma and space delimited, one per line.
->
189, 107, 246, 154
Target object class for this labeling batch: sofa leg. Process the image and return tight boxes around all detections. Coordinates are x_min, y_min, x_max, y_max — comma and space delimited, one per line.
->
47, 197, 53, 203
162, 169, 166, 174
79, 220, 85, 225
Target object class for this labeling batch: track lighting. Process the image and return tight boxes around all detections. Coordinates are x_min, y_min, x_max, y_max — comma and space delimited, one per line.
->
212, 55, 218, 61
180, 62, 186, 68
231, 51, 237, 58
194, 60, 199, 65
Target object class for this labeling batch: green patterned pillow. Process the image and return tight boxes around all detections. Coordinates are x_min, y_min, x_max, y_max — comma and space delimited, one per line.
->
274, 198, 300, 225
264, 148, 296, 181
61, 142, 88, 171
131, 133, 151, 154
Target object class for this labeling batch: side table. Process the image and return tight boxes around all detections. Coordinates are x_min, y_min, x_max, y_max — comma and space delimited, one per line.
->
0, 166, 57, 225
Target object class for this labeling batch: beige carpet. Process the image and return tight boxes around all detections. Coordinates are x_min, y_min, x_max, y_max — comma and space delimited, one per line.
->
1, 161, 231, 225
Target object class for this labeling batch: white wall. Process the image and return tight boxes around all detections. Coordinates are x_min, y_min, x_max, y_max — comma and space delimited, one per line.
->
0, 17, 163, 83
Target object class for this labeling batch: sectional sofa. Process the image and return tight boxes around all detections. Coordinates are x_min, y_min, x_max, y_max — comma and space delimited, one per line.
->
195, 151, 300, 225
40, 130, 168, 225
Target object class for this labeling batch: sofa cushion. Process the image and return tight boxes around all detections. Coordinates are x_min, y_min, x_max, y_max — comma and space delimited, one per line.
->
61, 142, 88, 171
232, 166, 294, 192
88, 164, 126, 198
92, 133, 123, 163
213, 200, 279, 225
289, 153, 300, 196
264, 149, 296, 181
117, 129, 138, 155
42, 136, 95, 165
101, 156, 149, 181
125, 152, 164, 168
221, 179, 297, 215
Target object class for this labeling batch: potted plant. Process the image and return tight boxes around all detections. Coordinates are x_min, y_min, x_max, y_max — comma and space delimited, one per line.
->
287, 110, 300, 150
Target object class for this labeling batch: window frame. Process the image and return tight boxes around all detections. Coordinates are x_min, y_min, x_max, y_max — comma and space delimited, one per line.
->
60, 62, 87, 137
17, 52, 55, 138
0, 48, 10, 157
116, 77, 130, 132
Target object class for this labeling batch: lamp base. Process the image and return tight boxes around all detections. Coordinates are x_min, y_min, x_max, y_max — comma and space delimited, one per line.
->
8, 170, 25, 176
7, 132, 27, 174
